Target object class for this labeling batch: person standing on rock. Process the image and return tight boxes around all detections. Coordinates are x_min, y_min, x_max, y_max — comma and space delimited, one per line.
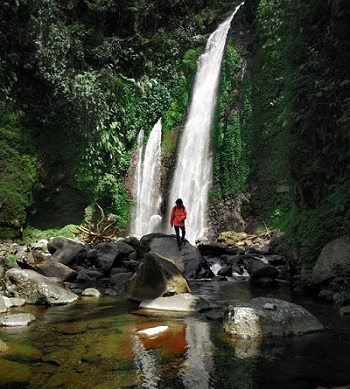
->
170, 198, 187, 250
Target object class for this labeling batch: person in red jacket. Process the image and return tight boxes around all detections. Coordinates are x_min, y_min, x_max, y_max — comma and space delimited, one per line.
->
170, 198, 187, 250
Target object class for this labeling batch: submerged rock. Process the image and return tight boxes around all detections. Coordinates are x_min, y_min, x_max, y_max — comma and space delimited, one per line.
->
0, 313, 36, 326
222, 297, 324, 339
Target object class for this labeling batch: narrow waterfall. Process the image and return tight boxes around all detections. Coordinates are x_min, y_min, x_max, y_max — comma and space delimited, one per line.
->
131, 118, 162, 236
168, 4, 243, 244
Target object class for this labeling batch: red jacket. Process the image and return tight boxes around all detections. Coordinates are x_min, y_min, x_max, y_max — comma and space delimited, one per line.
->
170, 205, 187, 227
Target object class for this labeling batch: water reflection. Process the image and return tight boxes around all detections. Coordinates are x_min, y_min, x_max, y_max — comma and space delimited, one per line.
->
131, 317, 214, 388
1, 281, 350, 388
180, 318, 214, 388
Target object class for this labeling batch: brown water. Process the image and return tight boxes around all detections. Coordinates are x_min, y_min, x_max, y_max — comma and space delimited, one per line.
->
0, 279, 349, 389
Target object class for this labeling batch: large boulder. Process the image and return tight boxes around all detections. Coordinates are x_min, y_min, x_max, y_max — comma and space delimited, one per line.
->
3, 268, 78, 305
48, 236, 87, 266
126, 251, 191, 302
141, 234, 214, 279
86, 241, 135, 274
312, 236, 350, 285
18, 251, 77, 282
222, 297, 324, 339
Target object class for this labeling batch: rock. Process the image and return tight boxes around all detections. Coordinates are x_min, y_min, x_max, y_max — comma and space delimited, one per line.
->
197, 241, 241, 257
35, 259, 77, 282
222, 297, 324, 339
86, 242, 135, 274
0, 313, 36, 326
139, 293, 211, 312
2, 296, 26, 308
139, 233, 169, 256
126, 251, 191, 302
110, 272, 133, 287
247, 244, 270, 255
3, 268, 78, 305
30, 239, 49, 250
244, 257, 279, 280
0, 257, 18, 279
75, 268, 104, 283
48, 236, 87, 266
217, 265, 233, 277
312, 236, 350, 285
0, 296, 7, 313
81, 288, 101, 297
147, 235, 214, 279
0, 338, 9, 354
339, 306, 350, 316
19, 253, 77, 282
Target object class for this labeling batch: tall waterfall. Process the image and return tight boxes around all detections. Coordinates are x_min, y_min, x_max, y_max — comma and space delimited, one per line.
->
168, 4, 243, 243
131, 118, 162, 236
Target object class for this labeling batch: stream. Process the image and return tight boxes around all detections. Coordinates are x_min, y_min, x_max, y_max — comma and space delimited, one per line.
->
0, 278, 350, 389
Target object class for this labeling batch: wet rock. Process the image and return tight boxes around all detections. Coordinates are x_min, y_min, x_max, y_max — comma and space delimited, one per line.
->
126, 251, 191, 302
217, 265, 233, 277
244, 257, 279, 280
0, 313, 36, 326
223, 297, 324, 339
4, 268, 78, 305
82, 288, 101, 297
139, 293, 211, 312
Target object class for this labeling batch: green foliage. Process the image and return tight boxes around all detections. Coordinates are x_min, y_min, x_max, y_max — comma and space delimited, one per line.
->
93, 174, 132, 230
22, 224, 80, 244
213, 44, 252, 198
0, 104, 38, 238
318, 264, 350, 305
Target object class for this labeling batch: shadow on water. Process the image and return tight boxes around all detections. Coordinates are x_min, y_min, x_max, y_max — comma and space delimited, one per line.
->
1, 279, 350, 389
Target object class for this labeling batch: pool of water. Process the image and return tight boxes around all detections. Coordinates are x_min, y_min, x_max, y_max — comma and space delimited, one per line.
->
0, 279, 349, 389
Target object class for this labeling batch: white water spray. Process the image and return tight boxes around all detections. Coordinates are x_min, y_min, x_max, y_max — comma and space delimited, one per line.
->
168, 4, 244, 243
131, 118, 162, 236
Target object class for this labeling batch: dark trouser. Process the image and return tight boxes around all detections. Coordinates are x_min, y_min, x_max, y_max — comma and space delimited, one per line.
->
174, 225, 186, 247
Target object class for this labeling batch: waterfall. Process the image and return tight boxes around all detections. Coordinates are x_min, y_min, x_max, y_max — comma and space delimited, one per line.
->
168, 4, 244, 244
131, 118, 162, 236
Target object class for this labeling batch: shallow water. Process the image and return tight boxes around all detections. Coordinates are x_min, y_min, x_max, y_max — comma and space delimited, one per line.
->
0, 279, 349, 389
